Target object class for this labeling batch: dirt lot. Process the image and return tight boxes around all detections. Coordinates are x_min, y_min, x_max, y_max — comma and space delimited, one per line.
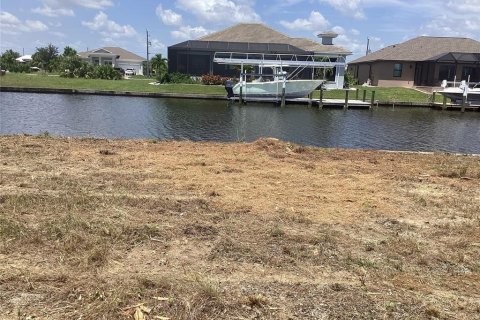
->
0, 136, 479, 319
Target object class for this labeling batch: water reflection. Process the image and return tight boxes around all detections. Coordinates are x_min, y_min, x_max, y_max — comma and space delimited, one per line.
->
1, 92, 479, 153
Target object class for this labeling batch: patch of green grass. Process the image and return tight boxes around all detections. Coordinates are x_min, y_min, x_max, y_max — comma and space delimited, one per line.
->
1, 73, 447, 102
0, 72, 225, 95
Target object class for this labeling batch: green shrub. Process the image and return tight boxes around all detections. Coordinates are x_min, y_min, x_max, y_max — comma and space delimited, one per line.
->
160, 72, 199, 84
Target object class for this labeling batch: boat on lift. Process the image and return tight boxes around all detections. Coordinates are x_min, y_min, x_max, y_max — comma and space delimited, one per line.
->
438, 78, 480, 104
232, 66, 324, 99
214, 52, 346, 100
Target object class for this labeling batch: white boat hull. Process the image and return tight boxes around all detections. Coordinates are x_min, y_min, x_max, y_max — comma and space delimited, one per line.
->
233, 79, 323, 99
439, 88, 480, 103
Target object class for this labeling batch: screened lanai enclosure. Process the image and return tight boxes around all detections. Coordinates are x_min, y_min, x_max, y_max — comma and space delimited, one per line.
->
167, 40, 345, 85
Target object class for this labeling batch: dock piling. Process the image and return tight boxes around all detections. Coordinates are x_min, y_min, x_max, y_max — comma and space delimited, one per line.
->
319, 87, 324, 109
355, 88, 359, 100
370, 91, 376, 109
461, 95, 466, 112
344, 90, 349, 110
362, 89, 367, 102
442, 95, 447, 110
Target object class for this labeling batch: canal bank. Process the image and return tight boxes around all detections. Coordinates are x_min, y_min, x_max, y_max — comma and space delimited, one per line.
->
2, 85, 479, 111
1, 135, 479, 319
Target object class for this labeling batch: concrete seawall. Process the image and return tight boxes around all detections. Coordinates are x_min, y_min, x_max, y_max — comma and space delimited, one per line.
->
0, 86, 226, 100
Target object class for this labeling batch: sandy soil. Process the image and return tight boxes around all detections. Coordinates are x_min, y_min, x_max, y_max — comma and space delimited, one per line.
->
0, 136, 479, 319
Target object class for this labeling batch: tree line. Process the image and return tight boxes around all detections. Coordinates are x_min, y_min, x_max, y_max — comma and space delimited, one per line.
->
1, 44, 169, 81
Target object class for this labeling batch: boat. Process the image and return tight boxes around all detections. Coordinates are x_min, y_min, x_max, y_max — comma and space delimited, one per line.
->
230, 66, 323, 99
438, 79, 480, 104
232, 77, 324, 99
214, 52, 347, 100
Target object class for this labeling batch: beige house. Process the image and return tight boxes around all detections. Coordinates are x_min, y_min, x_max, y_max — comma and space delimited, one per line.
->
348, 36, 480, 87
78, 47, 146, 75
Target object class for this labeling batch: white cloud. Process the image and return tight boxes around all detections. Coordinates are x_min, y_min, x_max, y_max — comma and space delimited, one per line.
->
32, 6, 74, 17
320, 0, 365, 19
82, 11, 137, 38
280, 11, 329, 31
171, 25, 209, 40
149, 38, 166, 52
32, 0, 113, 17
26, 20, 49, 31
446, 0, 480, 14
0, 11, 49, 34
351, 28, 360, 36
175, 0, 261, 24
156, 5, 182, 26
42, 0, 113, 10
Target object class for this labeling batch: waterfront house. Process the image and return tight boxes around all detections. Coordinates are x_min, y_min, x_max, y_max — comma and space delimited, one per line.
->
348, 36, 480, 87
167, 23, 351, 82
78, 47, 146, 75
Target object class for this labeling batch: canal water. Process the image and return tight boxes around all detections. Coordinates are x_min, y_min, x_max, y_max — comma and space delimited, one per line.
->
1, 92, 480, 153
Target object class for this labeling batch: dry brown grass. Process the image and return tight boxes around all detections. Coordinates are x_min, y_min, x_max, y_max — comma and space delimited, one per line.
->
0, 135, 479, 319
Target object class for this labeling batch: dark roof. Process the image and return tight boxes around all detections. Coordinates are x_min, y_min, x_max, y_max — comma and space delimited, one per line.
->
170, 40, 307, 54
78, 47, 145, 61
350, 36, 480, 64
197, 23, 351, 55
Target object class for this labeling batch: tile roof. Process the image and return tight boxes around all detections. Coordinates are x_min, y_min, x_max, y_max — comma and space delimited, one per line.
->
199, 23, 351, 55
78, 47, 145, 61
350, 36, 480, 64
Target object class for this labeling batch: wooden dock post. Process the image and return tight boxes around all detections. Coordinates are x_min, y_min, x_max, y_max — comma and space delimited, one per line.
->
431, 92, 436, 106
239, 82, 243, 104
344, 90, 349, 110
308, 92, 312, 107
370, 90, 376, 109
319, 87, 324, 109
461, 95, 466, 112
362, 89, 367, 102
355, 88, 359, 100
442, 95, 447, 110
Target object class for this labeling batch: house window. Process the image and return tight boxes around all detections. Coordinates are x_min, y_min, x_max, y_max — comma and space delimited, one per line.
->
393, 63, 402, 77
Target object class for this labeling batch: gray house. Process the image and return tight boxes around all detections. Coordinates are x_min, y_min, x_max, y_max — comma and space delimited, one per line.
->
348, 36, 480, 87
78, 47, 146, 75
168, 23, 351, 80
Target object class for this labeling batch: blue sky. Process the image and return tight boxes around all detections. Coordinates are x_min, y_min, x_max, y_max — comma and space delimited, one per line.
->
1, 0, 479, 61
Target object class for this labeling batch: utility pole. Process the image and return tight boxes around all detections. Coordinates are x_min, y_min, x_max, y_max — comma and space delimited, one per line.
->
146, 29, 151, 77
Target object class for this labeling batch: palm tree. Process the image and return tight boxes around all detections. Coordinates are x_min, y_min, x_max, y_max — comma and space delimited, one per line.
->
150, 53, 168, 79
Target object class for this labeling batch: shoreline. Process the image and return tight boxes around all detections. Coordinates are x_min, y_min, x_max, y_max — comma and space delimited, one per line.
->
2, 85, 479, 110
1, 135, 479, 319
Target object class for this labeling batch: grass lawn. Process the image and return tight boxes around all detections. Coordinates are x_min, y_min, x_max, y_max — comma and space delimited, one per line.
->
0, 72, 445, 103
0, 72, 226, 96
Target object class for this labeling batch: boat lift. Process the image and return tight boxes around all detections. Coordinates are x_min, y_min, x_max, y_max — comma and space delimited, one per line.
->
213, 52, 347, 89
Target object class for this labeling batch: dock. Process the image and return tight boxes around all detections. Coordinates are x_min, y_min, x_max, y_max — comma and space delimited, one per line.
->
228, 97, 372, 109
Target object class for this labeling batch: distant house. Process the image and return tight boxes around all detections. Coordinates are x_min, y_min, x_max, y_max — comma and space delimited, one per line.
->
78, 47, 146, 75
348, 36, 480, 87
168, 23, 351, 83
